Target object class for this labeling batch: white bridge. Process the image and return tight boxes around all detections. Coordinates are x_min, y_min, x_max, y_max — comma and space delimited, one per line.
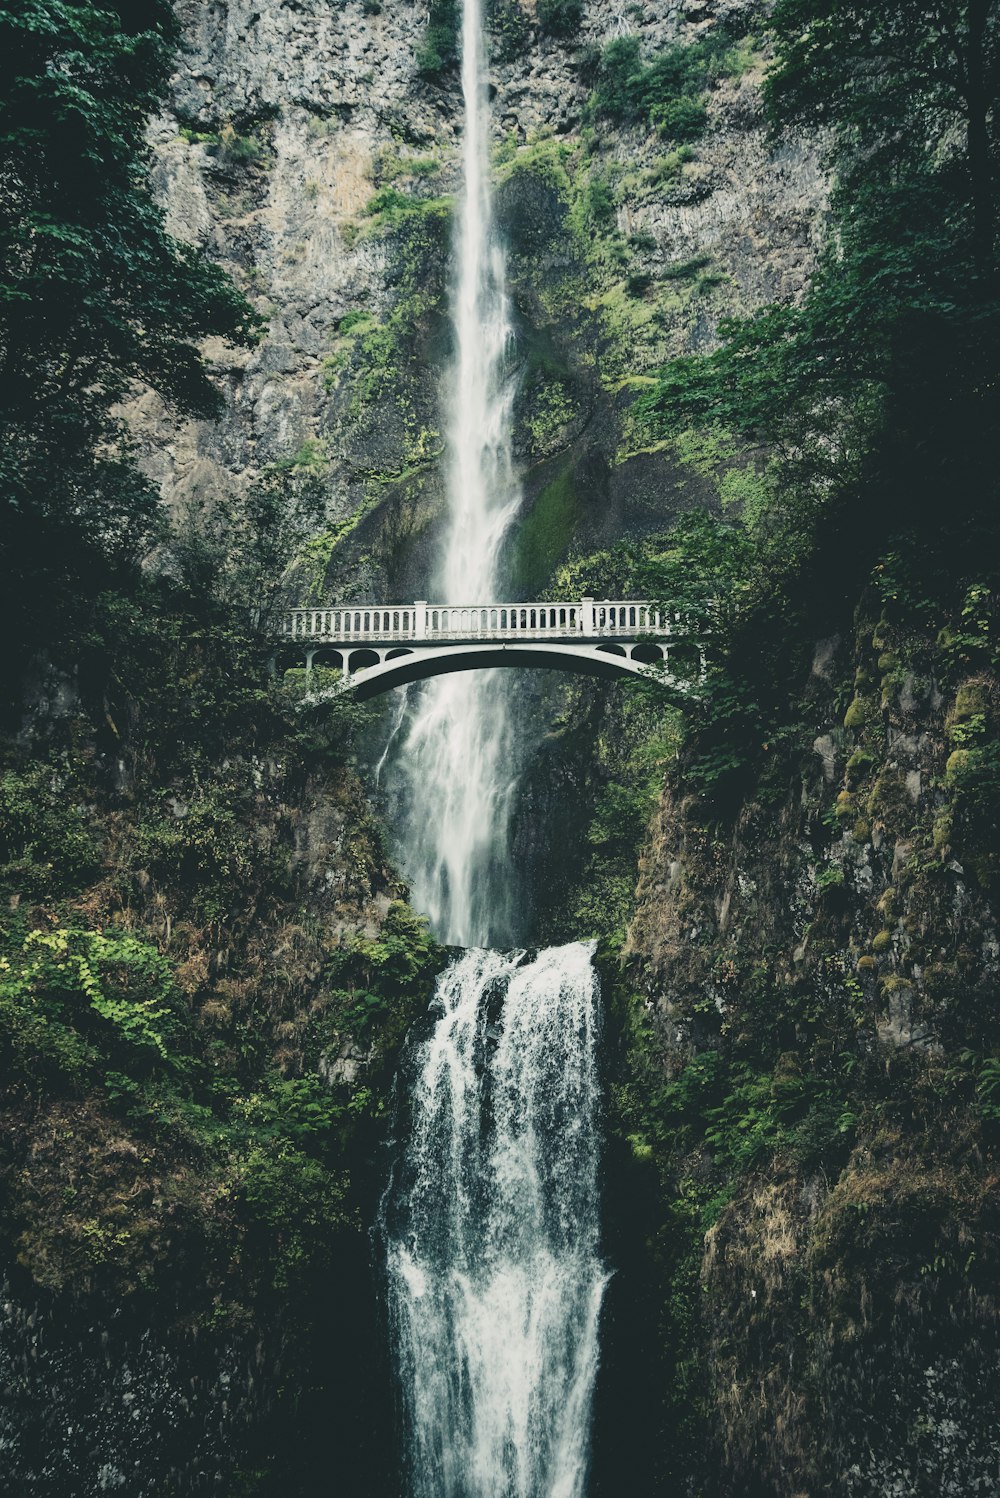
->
278, 598, 701, 700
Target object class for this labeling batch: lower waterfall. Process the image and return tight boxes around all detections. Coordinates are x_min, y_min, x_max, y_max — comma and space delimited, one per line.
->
383, 943, 608, 1498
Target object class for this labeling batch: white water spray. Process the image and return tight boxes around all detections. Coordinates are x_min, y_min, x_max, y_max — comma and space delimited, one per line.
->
385, 944, 608, 1498
387, 0, 522, 948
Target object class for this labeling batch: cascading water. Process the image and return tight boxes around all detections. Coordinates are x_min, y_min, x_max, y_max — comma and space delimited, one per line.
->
381, 0, 607, 1488
384, 0, 521, 948
385, 945, 608, 1498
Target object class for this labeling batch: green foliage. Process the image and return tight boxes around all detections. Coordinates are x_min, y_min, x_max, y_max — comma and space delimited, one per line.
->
488, 0, 531, 61
765, 0, 998, 253
0, 926, 184, 1079
0, 765, 102, 897
324, 903, 445, 1048
591, 29, 748, 137
537, 0, 582, 38
622, 0, 1000, 814
416, 0, 460, 77
236, 1143, 350, 1292
236, 1075, 344, 1141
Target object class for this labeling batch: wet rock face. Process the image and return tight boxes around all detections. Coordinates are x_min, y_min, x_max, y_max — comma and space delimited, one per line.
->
0, 1280, 265, 1497
131, 0, 826, 597
623, 609, 1000, 1494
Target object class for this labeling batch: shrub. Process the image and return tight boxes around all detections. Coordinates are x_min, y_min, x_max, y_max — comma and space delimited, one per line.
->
0, 927, 185, 1080
0, 766, 102, 897
649, 95, 707, 141
488, 0, 531, 60
416, 0, 460, 77
538, 0, 583, 38
591, 29, 746, 137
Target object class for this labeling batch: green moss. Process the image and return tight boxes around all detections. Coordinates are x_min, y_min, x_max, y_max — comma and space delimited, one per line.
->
946, 748, 973, 783
954, 682, 990, 719
844, 696, 871, 730
834, 789, 856, 819
872, 929, 893, 953
866, 768, 913, 833
846, 748, 875, 786
933, 812, 953, 851
645, 145, 696, 186
361, 187, 452, 231
500, 133, 570, 186
510, 465, 581, 595
525, 377, 577, 455
662, 254, 711, 280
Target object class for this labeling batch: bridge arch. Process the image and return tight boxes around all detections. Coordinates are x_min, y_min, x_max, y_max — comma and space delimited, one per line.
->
322, 642, 678, 701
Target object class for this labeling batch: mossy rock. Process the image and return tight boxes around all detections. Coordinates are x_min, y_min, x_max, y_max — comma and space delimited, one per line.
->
866, 769, 912, 830
851, 819, 871, 843
856, 955, 878, 972
846, 748, 875, 787
945, 748, 973, 784
843, 696, 871, 730
835, 789, 856, 819
509, 463, 581, 595
953, 681, 991, 720
871, 617, 892, 651
876, 887, 900, 918
872, 929, 893, 953
932, 813, 953, 852
877, 649, 899, 673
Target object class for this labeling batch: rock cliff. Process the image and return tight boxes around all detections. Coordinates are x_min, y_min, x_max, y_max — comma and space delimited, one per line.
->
134, 0, 826, 601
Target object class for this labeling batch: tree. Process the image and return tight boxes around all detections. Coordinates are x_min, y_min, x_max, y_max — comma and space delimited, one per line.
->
0, 1, 260, 685
765, 0, 1000, 263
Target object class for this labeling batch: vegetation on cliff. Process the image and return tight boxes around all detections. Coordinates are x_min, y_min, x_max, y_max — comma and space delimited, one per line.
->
589, 4, 1000, 1492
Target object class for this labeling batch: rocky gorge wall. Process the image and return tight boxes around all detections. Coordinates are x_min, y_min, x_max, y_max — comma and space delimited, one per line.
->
611, 586, 1000, 1494
135, 0, 826, 604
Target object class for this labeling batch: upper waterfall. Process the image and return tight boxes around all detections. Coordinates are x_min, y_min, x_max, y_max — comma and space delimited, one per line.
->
381, 0, 522, 948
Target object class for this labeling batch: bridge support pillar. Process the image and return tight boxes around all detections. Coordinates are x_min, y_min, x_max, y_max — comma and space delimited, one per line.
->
413, 601, 427, 639
580, 596, 595, 636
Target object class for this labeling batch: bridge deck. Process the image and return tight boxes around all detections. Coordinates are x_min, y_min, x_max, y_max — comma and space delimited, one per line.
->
281, 598, 672, 645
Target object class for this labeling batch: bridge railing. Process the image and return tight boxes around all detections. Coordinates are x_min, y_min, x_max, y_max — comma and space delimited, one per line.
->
280, 598, 672, 643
